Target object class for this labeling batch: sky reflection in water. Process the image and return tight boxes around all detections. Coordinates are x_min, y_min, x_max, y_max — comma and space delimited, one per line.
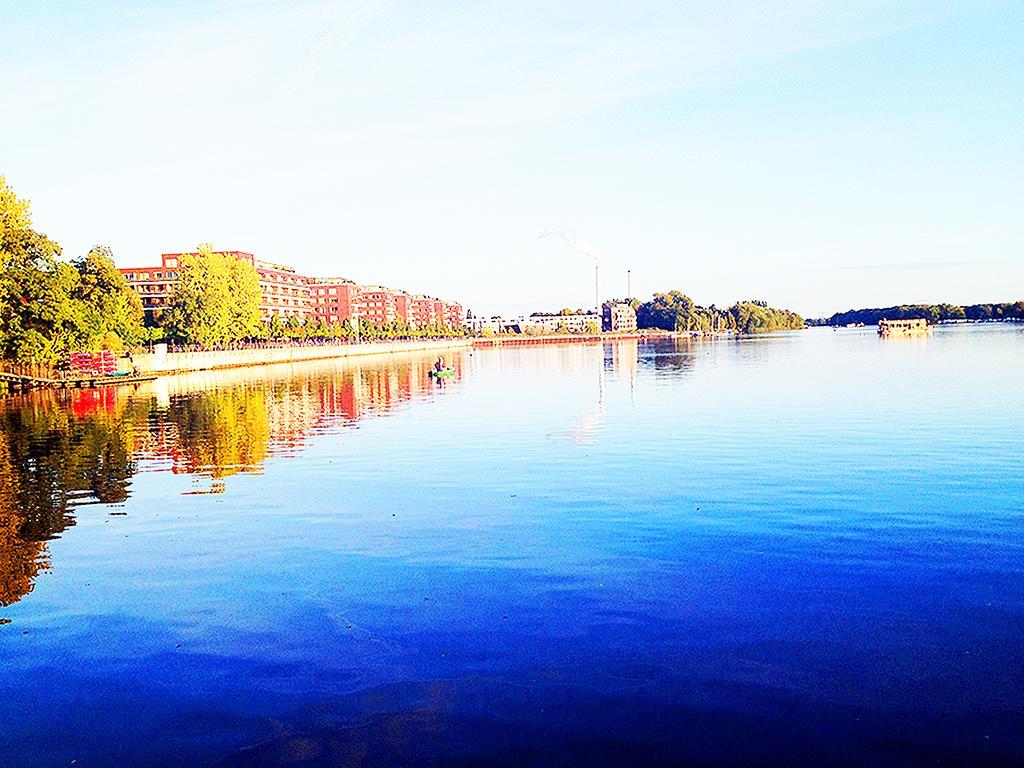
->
1, 327, 1023, 767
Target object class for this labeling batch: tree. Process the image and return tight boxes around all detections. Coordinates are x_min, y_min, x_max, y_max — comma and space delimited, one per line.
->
727, 301, 804, 333
0, 180, 151, 364
145, 326, 166, 345
71, 246, 145, 351
166, 245, 234, 346
166, 245, 263, 346
633, 288, 803, 335
267, 313, 284, 339
228, 256, 264, 339
361, 320, 379, 341
637, 291, 696, 331
0, 176, 72, 363
0, 179, 146, 363
284, 315, 303, 340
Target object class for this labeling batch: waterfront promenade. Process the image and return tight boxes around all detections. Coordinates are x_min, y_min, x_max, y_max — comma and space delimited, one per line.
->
132, 338, 472, 375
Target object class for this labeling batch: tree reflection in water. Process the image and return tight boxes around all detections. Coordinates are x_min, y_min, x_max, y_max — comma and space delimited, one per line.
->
0, 354, 463, 607
0, 388, 142, 606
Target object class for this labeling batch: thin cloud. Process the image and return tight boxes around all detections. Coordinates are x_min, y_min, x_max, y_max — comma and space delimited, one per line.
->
280, 0, 400, 98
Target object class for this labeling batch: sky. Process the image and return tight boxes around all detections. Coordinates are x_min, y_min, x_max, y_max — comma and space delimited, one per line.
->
1, 0, 1021, 318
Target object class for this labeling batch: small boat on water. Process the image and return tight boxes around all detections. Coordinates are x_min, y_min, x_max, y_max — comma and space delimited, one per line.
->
429, 368, 455, 378
878, 318, 931, 337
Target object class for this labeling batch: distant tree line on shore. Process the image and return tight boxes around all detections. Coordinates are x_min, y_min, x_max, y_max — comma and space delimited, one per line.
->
607, 292, 804, 334
811, 302, 1024, 327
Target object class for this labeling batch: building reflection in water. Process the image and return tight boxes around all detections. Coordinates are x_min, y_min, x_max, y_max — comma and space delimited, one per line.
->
0, 352, 464, 607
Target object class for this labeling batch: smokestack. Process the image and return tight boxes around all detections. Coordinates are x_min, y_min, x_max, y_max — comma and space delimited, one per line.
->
538, 231, 601, 315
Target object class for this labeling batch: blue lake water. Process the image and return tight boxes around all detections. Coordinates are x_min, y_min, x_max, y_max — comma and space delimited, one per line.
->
1, 325, 1022, 767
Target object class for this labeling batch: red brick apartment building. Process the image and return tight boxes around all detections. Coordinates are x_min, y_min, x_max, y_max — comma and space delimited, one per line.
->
408, 296, 436, 328
308, 279, 359, 326
355, 286, 398, 326
394, 293, 413, 325
118, 251, 465, 330
444, 302, 464, 327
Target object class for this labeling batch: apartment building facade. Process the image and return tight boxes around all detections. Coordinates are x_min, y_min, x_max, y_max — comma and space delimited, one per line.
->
443, 302, 464, 328
308, 279, 359, 326
524, 312, 601, 334
118, 251, 465, 330
604, 303, 638, 333
355, 287, 398, 326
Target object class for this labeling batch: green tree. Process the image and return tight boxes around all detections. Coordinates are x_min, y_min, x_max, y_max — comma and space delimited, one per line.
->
145, 326, 166, 345
71, 246, 145, 351
637, 291, 696, 331
727, 301, 804, 333
166, 245, 263, 346
0, 177, 87, 363
228, 256, 264, 339
634, 289, 803, 335
267, 313, 284, 339
166, 245, 233, 346
284, 315, 303, 340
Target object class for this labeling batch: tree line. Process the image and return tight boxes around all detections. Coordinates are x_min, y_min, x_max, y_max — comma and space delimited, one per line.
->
605, 292, 805, 334
812, 302, 1024, 327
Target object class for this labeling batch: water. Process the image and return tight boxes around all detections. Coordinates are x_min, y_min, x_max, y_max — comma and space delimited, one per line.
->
1, 325, 1022, 767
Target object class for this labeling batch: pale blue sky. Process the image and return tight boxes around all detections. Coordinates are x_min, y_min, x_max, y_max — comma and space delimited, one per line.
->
2, 0, 1020, 316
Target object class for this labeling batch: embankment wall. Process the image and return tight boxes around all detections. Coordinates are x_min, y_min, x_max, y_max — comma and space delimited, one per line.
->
132, 339, 471, 374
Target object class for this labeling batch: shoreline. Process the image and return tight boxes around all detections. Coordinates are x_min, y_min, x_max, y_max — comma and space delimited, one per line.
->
0, 339, 473, 393
133, 338, 473, 376
1, 330, 772, 393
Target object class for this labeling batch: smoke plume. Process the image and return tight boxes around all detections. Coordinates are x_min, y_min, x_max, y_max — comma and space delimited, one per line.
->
538, 231, 599, 264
